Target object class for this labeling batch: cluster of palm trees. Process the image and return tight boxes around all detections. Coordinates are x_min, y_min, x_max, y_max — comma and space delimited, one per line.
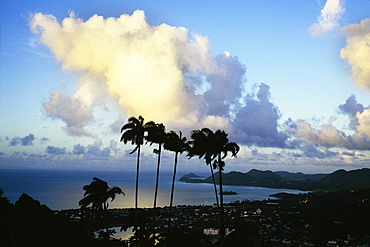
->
120, 115, 240, 244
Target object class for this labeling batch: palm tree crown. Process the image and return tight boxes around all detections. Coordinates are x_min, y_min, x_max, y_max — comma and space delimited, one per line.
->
188, 128, 220, 206
187, 128, 215, 165
212, 129, 239, 165
145, 122, 166, 147
164, 130, 189, 154
79, 177, 124, 211
120, 115, 145, 154
79, 177, 124, 241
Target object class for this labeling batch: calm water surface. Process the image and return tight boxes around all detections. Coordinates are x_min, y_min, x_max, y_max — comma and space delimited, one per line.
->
0, 169, 307, 210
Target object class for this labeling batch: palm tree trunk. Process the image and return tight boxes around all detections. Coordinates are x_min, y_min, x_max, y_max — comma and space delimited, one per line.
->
135, 145, 141, 231
80, 207, 86, 237
218, 155, 225, 246
152, 143, 162, 235
168, 151, 178, 232
104, 204, 109, 241
209, 163, 220, 207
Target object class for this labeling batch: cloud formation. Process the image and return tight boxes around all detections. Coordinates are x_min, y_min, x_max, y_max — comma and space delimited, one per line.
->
9, 134, 35, 146
340, 18, 370, 91
43, 89, 95, 136
70, 139, 119, 158
45, 146, 66, 155
286, 117, 352, 148
286, 95, 370, 151
30, 11, 246, 135
309, 0, 345, 36
232, 83, 288, 147
73, 143, 86, 155
29, 10, 370, 155
339, 95, 370, 137
339, 94, 365, 117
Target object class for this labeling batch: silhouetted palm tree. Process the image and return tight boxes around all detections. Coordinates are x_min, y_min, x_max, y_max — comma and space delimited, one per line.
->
188, 128, 239, 245
79, 177, 124, 240
120, 115, 146, 231
164, 131, 189, 231
188, 128, 219, 207
212, 129, 239, 245
145, 121, 166, 234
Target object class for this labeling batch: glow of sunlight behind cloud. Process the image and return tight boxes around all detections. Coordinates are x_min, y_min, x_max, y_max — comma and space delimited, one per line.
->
30, 10, 245, 135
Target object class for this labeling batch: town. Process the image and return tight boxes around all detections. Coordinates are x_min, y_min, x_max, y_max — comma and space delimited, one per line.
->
59, 187, 370, 246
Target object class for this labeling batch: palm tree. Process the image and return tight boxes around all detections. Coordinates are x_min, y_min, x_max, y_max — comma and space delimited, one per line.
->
211, 129, 240, 245
120, 115, 146, 231
79, 177, 124, 240
188, 128, 239, 245
164, 131, 189, 231
187, 128, 219, 207
145, 121, 166, 234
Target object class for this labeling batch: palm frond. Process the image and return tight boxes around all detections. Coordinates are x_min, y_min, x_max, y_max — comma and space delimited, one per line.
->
164, 131, 188, 153
79, 177, 124, 212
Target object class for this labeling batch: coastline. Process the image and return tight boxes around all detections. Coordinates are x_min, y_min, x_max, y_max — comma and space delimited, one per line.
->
0, 169, 307, 211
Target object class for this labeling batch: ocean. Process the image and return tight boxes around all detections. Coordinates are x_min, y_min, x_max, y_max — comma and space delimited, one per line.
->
0, 169, 306, 210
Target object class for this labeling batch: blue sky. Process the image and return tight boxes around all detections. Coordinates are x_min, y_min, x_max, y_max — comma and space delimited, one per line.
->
1, 0, 370, 174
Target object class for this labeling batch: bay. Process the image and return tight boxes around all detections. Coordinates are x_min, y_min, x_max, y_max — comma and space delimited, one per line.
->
0, 169, 306, 210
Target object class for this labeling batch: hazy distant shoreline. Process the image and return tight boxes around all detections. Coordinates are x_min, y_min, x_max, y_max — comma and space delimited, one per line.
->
179, 168, 370, 191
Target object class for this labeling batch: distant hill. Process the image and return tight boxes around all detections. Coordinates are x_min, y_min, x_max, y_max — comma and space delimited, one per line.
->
275, 171, 327, 181
179, 168, 370, 191
247, 169, 283, 180
218, 171, 254, 186
318, 168, 370, 190
182, 172, 203, 178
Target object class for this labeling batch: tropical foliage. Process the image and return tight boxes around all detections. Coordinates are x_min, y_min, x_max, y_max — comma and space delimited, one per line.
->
79, 177, 124, 240
188, 128, 220, 206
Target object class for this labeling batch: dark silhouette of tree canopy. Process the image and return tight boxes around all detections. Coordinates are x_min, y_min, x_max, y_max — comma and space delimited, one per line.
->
164, 130, 189, 232
79, 177, 124, 240
188, 128, 220, 206
188, 128, 239, 246
120, 115, 146, 231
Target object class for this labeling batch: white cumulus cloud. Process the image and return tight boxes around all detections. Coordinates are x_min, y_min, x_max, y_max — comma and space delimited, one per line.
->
30, 10, 245, 133
309, 0, 345, 36
42, 89, 95, 137
340, 18, 370, 91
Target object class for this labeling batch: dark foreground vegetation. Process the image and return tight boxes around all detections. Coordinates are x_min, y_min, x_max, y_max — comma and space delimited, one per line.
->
1, 186, 370, 247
